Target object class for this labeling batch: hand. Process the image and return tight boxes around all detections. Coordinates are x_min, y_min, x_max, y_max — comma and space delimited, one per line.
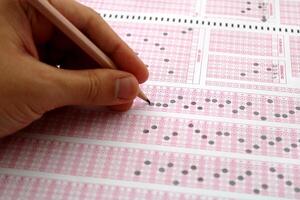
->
0, 0, 149, 137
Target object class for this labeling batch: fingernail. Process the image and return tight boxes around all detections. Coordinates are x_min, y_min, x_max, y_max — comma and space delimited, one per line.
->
116, 76, 137, 99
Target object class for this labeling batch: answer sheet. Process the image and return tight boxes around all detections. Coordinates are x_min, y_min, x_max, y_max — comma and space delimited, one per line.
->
1, 0, 300, 199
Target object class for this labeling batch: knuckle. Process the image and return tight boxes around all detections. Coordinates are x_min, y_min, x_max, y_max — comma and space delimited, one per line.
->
86, 71, 103, 104
86, 6, 96, 15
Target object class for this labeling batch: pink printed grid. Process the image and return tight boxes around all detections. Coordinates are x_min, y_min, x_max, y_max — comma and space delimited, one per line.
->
0, 175, 231, 200
136, 85, 300, 124
78, 0, 198, 16
290, 36, 300, 78
108, 21, 200, 83
26, 109, 300, 159
207, 55, 282, 83
280, 0, 300, 26
206, 0, 271, 22
0, 137, 299, 198
210, 30, 282, 57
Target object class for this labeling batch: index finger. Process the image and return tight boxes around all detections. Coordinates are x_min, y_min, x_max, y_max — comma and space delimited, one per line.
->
48, 0, 149, 83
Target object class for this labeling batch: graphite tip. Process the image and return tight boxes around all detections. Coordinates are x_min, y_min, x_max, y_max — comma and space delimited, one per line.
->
146, 99, 151, 105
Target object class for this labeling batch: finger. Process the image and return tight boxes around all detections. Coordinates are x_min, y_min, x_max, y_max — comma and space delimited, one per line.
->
47, 0, 149, 83
50, 65, 140, 107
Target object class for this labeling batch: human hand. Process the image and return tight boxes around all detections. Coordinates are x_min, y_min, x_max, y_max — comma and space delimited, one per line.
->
0, 0, 149, 137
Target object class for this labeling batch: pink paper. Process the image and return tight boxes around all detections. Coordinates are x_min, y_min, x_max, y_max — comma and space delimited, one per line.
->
0, 0, 300, 199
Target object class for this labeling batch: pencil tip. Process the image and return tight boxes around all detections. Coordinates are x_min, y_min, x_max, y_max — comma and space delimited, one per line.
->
146, 99, 151, 105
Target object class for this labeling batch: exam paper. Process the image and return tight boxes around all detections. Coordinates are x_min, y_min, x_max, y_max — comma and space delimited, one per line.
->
1, 0, 300, 199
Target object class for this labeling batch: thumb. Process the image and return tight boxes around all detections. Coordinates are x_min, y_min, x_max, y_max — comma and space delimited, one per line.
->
50, 67, 140, 107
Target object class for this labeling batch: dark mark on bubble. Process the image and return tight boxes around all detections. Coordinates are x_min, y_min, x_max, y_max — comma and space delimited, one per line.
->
239, 106, 245, 110
144, 160, 151, 165
134, 170, 141, 176
191, 165, 197, 170
222, 168, 228, 173
173, 180, 179, 185
277, 174, 284, 179
289, 110, 295, 114
269, 141, 275, 146
197, 177, 204, 182
216, 131, 222, 136
164, 136, 170, 141
245, 149, 252, 154
167, 162, 174, 168
274, 113, 281, 118
151, 125, 157, 129
245, 170, 252, 176
261, 116, 267, 121
253, 189, 260, 194
269, 167, 276, 172
182, 170, 188, 175
143, 129, 149, 134
214, 173, 220, 178
261, 135, 267, 140
253, 111, 259, 115
229, 180, 236, 186
194, 129, 200, 134
238, 138, 245, 143
159, 167, 165, 173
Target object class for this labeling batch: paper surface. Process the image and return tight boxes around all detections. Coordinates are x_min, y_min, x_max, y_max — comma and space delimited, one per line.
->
1, 0, 300, 199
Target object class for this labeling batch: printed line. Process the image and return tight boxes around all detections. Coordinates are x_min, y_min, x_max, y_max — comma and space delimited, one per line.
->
22, 133, 300, 165
0, 168, 289, 200
97, 10, 300, 35
147, 80, 300, 98
128, 109, 300, 129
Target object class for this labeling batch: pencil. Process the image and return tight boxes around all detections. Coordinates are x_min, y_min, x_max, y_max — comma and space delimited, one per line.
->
27, 0, 150, 105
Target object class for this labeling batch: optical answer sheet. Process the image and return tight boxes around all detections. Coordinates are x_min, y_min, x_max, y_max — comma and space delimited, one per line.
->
1, 0, 300, 199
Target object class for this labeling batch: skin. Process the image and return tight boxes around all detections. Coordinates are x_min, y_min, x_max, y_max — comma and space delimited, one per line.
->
0, 0, 149, 137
